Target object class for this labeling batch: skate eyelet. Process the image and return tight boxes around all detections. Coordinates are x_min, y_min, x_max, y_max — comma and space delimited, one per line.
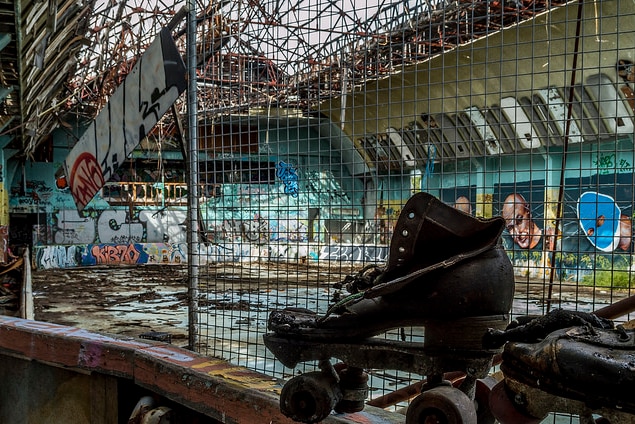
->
402, 229, 409, 237
408, 211, 415, 219
616, 325, 632, 342
398, 246, 405, 253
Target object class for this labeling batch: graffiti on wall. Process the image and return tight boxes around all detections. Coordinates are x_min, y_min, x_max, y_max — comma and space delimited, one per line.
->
496, 183, 634, 255
34, 240, 390, 268
36, 245, 83, 269
10, 179, 56, 211
88, 244, 143, 264
61, 28, 186, 211
276, 161, 299, 198
319, 245, 388, 263
34, 242, 187, 268
437, 162, 635, 280
53, 209, 187, 245
492, 172, 635, 279
206, 216, 308, 244
593, 152, 632, 175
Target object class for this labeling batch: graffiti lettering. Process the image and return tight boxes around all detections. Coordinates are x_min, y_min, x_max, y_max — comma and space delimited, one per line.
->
35, 240, 327, 268
36, 245, 82, 269
69, 153, 105, 209
209, 218, 271, 243
276, 161, 299, 198
97, 210, 143, 243
35, 243, 186, 268
319, 245, 388, 263
90, 244, 141, 264
619, 158, 632, 172
141, 87, 167, 122
201, 243, 243, 263
242, 217, 269, 244
593, 153, 632, 175
110, 235, 142, 244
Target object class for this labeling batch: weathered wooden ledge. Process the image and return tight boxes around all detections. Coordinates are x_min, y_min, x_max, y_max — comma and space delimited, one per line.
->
0, 316, 403, 423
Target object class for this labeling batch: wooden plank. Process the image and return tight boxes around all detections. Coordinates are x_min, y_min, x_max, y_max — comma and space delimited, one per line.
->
0, 316, 405, 424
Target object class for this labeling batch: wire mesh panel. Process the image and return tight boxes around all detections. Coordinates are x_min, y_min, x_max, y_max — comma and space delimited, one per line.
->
189, 0, 635, 421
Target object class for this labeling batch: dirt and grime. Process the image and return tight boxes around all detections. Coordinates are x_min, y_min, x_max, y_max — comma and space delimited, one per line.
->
32, 265, 190, 343
27, 262, 359, 347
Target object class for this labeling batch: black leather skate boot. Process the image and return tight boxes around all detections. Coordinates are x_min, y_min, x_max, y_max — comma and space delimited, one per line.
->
268, 192, 515, 343
499, 324, 635, 416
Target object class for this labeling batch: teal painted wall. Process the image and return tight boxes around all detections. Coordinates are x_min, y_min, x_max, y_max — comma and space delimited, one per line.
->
7, 113, 635, 283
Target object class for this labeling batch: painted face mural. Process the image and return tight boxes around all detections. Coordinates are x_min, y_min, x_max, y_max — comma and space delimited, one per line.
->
501, 193, 543, 250
453, 196, 472, 215
577, 192, 633, 252
577, 192, 621, 252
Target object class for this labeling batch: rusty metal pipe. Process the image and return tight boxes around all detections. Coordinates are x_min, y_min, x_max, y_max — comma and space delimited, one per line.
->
366, 370, 466, 409
594, 294, 635, 320
367, 351, 505, 409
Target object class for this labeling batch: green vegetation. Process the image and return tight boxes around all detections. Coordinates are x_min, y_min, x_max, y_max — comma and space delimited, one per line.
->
580, 269, 633, 289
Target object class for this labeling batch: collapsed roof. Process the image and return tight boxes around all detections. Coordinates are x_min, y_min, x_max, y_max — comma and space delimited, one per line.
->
0, 0, 568, 159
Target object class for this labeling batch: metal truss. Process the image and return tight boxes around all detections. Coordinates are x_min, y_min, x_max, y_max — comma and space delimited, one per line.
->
66, 0, 567, 122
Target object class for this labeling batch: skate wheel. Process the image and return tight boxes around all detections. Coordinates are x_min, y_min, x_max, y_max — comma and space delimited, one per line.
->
280, 371, 342, 423
406, 385, 477, 424
452, 376, 498, 424
489, 381, 542, 424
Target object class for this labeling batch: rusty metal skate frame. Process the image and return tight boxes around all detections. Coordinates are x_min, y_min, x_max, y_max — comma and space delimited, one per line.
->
264, 333, 496, 380
490, 294, 635, 424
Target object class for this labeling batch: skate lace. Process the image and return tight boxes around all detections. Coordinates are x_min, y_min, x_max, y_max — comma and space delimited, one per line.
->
317, 292, 364, 323
318, 264, 383, 322
343, 264, 383, 293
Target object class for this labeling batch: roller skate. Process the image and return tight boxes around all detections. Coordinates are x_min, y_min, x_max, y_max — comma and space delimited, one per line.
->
263, 192, 515, 423
487, 310, 635, 424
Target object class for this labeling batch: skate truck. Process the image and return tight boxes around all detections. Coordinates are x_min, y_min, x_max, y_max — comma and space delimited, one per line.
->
264, 192, 515, 423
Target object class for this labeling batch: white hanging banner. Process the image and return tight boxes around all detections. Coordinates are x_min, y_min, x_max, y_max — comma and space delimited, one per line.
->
62, 27, 186, 211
